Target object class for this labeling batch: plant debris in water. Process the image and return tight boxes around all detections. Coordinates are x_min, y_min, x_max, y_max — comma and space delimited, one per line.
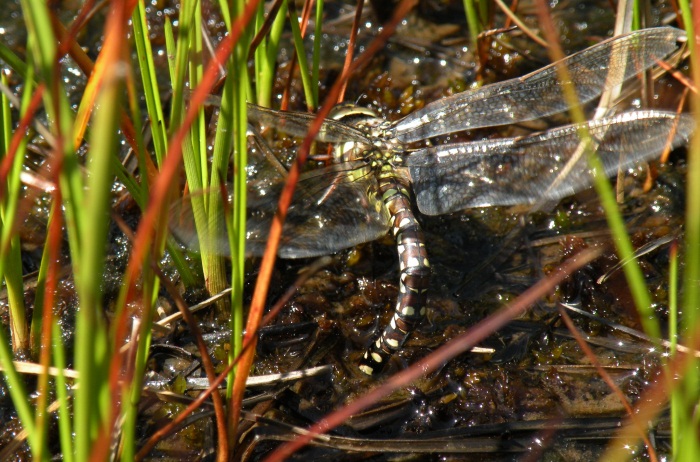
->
0, 0, 692, 460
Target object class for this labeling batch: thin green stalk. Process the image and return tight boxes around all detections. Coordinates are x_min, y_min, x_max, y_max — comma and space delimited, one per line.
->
462, 0, 481, 56
0, 69, 28, 355
0, 41, 28, 77
52, 320, 73, 462
132, 0, 168, 167
631, 0, 641, 30
254, 3, 266, 105
288, 1, 316, 109
20, 0, 83, 274
226, 0, 250, 387
0, 328, 37, 448
674, 4, 700, 459
223, 0, 253, 448
0, 77, 38, 456
73, 67, 121, 462
14, 0, 82, 458
120, 280, 155, 460
668, 241, 680, 459
120, 19, 162, 456
255, 0, 286, 107
312, 0, 323, 106
230, 70, 247, 376
586, 152, 658, 340
131, 13, 196, 286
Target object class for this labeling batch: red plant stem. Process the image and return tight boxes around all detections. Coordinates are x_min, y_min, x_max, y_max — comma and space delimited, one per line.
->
0, 84, 45, 201
337, 0, 364, 102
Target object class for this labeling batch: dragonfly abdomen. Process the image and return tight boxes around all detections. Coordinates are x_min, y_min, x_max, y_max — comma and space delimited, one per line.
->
359, 169, 431, 375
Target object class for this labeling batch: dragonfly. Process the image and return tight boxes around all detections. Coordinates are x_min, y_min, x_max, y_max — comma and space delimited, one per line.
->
174, 27, 694, 375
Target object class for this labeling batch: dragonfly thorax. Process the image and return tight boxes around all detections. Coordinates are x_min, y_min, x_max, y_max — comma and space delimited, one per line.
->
329, 103, 400, 166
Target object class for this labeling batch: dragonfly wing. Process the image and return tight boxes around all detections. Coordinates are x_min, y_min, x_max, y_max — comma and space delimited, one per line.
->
390, 27, 686, 143
247, 103, 372, 144
247, 164, 391, 258
408, 111, 694, 215
171, 163, 391, 259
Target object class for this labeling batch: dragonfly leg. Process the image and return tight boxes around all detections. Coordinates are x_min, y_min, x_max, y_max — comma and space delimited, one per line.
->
359, 177, 431, 375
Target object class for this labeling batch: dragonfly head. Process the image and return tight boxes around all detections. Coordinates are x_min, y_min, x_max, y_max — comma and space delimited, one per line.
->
329, 103, 385, 162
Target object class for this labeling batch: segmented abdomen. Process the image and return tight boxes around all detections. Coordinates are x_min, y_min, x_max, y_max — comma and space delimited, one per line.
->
359, 168, 431, 375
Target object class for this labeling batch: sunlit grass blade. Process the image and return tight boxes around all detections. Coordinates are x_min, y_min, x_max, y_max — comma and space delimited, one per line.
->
72, 67, 117, 462
68, 2, 137, 458
0, 327, 37, 451
51, 321, 74, 462
33, 186, 66, 461
254, 0, 287, 107
120, 49, 162, 459
462, 0, 485, 59
288, 1, 316, 110
166, 0, 229, 311
132, 0, 168, 168
12, 0, 87, 458
0, 71, 28, 356
673, 2, 700, 459
668, 240, 680, 458
221, 0, 254, 448
0, 70, 38, 458
311, 0, 323, 106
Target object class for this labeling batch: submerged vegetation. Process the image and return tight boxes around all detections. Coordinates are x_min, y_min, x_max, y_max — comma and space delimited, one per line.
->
0, 0, 699, 460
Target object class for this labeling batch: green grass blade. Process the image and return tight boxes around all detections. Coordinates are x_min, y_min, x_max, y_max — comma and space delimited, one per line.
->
287, 1, 316, 109
224, 0, 251, 402
230, 61, 248, 380
0, 69, 28, 355
0, 328, 37, 448
0, 41, 27, 78
462, 0, 481, 57
263, 2, 287, 106
671, 6, 700, 459
0, 67, 38, 457
586, 152, 658, 339
132, 0, 168, 167
312, 0, 323, 106
668, 241, 680, 459
51, 320, 73, 462
72, 50, 125, 462
120, 283, 156, 460
20, 0, 83, 266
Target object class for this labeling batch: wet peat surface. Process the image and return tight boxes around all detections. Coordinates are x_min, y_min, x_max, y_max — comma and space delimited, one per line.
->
0, 0, 691, 460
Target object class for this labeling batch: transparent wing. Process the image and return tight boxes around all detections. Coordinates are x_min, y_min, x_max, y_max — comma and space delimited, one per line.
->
247, 103, 372, 144
390, 27, 686, 143
246, 163, 391, 258
408, 111, 694, 215
171, 162, 391, 259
